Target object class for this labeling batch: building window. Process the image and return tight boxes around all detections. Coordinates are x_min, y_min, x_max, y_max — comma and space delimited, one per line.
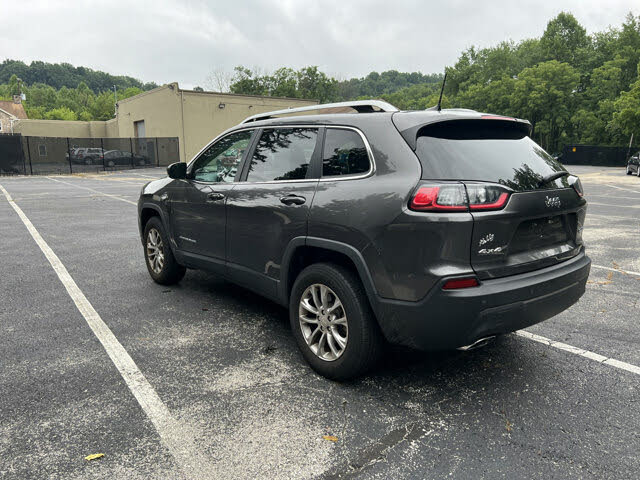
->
38, 144, 47, 156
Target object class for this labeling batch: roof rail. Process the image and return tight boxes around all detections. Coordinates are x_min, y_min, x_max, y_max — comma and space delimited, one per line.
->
241, 100, 399, 124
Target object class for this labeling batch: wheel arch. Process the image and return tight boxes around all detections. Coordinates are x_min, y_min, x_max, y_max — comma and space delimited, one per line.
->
139, 203, 166, 244
280, 237, 380, 317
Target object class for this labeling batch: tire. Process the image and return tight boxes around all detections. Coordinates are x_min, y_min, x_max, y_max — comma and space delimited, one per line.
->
143, 217, 186, 285
289, 263, 383, 380
636, 167, 640, 177
627, 166, 632, 175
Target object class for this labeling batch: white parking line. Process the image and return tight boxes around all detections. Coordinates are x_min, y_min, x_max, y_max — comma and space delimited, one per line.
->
603, 183, 640, 194
0, 184, 214, 479
46, 177, 137, 205
592, 264, 640, 277
517, 331, 640, 376
124, 171, 163, 179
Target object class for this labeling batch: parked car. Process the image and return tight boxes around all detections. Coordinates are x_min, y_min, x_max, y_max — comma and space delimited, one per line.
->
626, 151, 640, 176
137, 100, 591, 380
103, 149, 150, 167
69, 147, 104, 165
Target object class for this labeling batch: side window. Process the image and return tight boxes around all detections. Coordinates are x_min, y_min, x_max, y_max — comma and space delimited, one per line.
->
192, 130, 253, 182
322, 129, 370, 177
246, 128, 318, 182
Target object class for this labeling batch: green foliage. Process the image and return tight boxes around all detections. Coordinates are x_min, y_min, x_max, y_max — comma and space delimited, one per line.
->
229, 66, 441, 103
44, 107, 78, 121
229, 66, 338, 102
8, 74, 21, 96
611, 65, 640, 141
0, 59, 157, 92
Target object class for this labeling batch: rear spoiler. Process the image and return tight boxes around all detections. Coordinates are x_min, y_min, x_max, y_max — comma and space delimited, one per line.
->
393, 113, 532, 150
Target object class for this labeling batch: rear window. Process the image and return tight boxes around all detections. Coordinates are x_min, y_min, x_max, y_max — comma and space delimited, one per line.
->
322, 129, 370, 177
415, 120, 570, 191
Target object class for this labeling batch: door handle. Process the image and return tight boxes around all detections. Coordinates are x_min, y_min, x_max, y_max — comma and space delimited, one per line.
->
207, 192, 225, 201
280, 194, 306, 206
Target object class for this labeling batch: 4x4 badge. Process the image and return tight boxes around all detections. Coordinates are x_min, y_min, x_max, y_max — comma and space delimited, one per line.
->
545, 196, 561, 208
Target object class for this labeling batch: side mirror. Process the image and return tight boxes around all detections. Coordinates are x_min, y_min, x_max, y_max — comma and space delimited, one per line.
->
167, 162, 187, 179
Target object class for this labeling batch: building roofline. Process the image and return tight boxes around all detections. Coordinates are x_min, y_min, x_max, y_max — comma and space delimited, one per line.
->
178, 87, 318, 103
0, 107, 17, 118
115, 82, 319, 106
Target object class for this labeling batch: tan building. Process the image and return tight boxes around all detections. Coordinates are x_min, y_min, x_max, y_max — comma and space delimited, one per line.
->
0, 97, 28, 134
14, 83, 317, 163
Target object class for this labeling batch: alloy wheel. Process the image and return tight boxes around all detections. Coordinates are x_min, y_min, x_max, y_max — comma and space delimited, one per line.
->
298, 283, 348, 361
146, 228, 165, 274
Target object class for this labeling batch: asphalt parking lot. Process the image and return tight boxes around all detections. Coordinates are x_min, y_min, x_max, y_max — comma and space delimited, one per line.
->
1, 165, 639, 479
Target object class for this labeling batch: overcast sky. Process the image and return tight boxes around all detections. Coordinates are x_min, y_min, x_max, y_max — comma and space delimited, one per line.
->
6, 0, 639, 89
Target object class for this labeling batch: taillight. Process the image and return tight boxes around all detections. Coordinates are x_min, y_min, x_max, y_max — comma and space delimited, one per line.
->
568, 176, 584, 197
466, 184, 510, 210
410, 185, 467, 211
410, 184, 511, 212
442, 277, 480, 290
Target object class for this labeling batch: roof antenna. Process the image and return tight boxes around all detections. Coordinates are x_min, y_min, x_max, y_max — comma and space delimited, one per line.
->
436, 72, 447, 112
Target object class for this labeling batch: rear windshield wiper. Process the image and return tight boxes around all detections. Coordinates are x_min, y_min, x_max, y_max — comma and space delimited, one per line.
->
538, 171, 570, 188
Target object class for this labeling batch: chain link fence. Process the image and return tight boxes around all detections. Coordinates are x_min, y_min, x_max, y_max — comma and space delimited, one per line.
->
1, 134, 179, 175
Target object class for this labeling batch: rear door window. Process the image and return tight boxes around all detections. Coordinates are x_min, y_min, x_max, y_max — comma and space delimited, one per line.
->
415, 120, 570, 191
246, 128, 319, 182
322, 129, 370, 177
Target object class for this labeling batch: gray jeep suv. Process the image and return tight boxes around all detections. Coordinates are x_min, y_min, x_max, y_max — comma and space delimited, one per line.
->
138, 100, 591, 379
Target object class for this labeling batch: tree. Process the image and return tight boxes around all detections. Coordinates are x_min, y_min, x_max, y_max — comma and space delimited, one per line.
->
44, 107, 77, 121
8, 74, 21, 96
610, 64, 640, 143
229, 66, 268, 96
540, 12, 590, 67
205, 68, 233, 92
511, 61, 580, 151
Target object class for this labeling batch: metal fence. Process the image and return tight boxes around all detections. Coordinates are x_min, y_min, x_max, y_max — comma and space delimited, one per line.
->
560, 144, 638, 166
0, 134, 180, 175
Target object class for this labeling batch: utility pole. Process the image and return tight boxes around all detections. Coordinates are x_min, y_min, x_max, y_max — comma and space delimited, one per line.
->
113, 85, 118, 116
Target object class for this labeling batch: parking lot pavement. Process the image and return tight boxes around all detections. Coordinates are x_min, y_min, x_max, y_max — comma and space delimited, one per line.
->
1, 167, 639, 479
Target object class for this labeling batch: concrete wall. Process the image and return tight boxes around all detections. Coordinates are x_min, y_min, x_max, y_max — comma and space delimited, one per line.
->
179, 90, 317, 161
13, 119, 108, 138
0, 110, 13, 133
11, 83, 318, 163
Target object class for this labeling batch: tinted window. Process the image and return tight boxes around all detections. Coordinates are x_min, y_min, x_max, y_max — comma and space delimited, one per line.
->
246, 128, 318, 182
415, 120, 570, 192
192, 130, 253, 182
322, 129, 370, 177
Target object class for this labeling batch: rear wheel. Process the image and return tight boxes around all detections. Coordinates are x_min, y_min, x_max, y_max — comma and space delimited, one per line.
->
143, 217, 186, 285
289, 263, 383, 380
636, 167, 640, 177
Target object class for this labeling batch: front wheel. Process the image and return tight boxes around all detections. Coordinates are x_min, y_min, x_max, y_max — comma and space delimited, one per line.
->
289, 263, 383, 380
627, 166, 632, 175
143, 217, 186, 285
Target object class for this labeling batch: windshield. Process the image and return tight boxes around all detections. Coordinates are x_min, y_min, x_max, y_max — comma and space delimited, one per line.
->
415, 121, 570, 192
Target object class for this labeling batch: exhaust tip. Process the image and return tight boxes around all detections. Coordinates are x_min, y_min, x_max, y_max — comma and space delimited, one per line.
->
457, 336, 496, 351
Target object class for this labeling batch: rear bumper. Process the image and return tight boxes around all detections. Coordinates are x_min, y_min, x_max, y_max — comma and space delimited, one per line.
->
375, 252, 591, 350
